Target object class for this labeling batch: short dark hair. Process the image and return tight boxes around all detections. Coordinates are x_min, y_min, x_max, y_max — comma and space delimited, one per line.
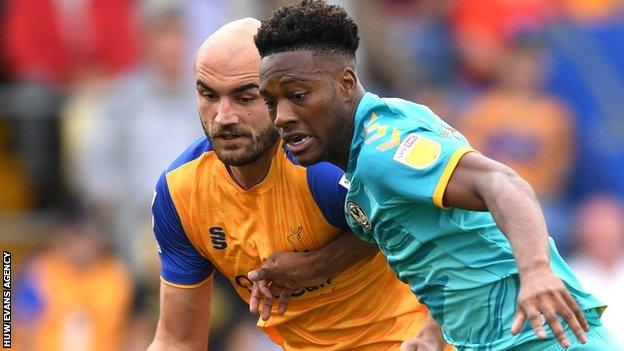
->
254, 0, 359, 59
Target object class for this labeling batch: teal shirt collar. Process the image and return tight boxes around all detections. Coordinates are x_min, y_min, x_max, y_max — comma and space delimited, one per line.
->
353, 92, 381, 126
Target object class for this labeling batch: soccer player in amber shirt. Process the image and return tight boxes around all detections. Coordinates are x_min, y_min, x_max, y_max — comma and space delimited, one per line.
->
148, 19, 451, 351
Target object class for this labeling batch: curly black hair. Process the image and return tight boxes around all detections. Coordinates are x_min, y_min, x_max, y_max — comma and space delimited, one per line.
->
254, 0, 359, 59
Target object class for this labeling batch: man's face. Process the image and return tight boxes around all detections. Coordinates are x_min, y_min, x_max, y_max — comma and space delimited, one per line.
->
196, 57, 279, 166
147, 17, 186, 81
259, 50, 345, 166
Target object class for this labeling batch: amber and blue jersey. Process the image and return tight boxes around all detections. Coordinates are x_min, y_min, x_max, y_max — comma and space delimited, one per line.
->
344, 92, 605, 350
151, 136, 437, 350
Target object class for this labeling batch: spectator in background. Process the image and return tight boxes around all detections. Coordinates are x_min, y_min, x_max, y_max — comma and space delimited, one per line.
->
459, 38, 575, 252
361, 0, 468, 125
0, 0, 139, 209
70, 0, 202, 269
547, 1, 624, 201
14, 213, 133, 351
379, 0, 457, 89
450, 0, 557, 86
64, 2, 268, 349
568, 195, 624, 344
1, 0, 138, 85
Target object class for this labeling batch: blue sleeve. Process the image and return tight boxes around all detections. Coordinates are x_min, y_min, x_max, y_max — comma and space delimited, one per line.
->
152, 172, 215, 285
306, 162, 350, 230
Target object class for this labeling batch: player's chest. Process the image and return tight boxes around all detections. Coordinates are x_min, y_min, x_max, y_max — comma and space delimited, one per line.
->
188, 191, 340, 278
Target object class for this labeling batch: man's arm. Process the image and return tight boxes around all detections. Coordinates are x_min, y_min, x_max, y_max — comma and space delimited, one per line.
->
248, 230, 378, 287
247, 230, 378, 319
148, 278, 214, 351
443, 152, 588, 348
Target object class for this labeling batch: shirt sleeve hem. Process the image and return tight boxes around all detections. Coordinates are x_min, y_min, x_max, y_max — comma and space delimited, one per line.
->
160, 272, 214, 289
432, 147, 477, 208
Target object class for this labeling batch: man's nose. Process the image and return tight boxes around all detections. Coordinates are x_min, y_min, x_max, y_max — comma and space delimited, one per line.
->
274, 103, 298, 129
214, 98, 239, 126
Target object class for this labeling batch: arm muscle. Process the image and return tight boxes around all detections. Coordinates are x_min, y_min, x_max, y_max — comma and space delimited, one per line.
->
148, 277, 214, 351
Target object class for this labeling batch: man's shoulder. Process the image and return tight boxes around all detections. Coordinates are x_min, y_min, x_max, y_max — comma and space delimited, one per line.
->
352, 96, 471, 198
165, 136, 214, 173
380, 98, 444, 131
156, 137, 215, 196
355, 95, 448, 154
355, 96, 437, 162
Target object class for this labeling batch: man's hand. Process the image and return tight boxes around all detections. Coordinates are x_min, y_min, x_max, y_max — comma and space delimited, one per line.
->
247, 251, 323, 321
247, 231, 378, 320
248, 251, 329, 290
249, 279, 292, 321
511, 267, 589, 348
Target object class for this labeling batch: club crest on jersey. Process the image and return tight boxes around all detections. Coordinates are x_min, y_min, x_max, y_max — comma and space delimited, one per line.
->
347, 201, 371, 230
393, 133, 441, 170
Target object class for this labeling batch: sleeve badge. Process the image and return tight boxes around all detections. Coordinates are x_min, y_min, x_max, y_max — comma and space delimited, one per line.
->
392, 133, 441, 170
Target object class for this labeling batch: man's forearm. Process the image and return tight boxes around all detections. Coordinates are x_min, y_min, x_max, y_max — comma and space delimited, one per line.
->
310, 230, 378, 277
479, 169, 551, 275
446, 154, 588, 345
248, 230, 378, 287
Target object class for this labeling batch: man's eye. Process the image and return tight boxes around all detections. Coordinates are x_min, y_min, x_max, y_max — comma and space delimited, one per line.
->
202, 92, 218, 101
238, 96, 255, 104
264, 100, 276, 109
291, 92, 307, 101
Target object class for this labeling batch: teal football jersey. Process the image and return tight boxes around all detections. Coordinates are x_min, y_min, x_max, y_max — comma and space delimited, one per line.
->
344, 93, 604, 350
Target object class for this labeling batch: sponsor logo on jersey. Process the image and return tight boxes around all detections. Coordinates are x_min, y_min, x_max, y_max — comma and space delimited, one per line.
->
347, 201, 371, 230
209, 227, 227, 250
393, 133, 441, 170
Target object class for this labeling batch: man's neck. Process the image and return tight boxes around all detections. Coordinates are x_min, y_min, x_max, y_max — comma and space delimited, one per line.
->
226, 142, 280, 190
331, 87, 365, 170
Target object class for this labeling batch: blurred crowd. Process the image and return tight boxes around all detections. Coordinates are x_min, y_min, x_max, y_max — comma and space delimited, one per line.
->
0, 0, 623, 350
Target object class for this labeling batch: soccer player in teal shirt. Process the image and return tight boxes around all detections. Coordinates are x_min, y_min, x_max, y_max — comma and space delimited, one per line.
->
253, 1, 622, 350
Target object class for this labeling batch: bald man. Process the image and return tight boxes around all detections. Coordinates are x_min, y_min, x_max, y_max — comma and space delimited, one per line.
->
147, 18, 449, 351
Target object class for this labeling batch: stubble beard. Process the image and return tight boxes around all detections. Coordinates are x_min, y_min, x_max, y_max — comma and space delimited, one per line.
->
208, 125, 280, 167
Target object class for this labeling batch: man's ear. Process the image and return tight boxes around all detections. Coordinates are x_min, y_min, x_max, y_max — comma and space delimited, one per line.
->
339, 67, 358, 101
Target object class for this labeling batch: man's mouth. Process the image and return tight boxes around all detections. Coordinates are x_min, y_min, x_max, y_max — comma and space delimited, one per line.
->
219, 134, 244, 140
283, 134, 313, 154
214, 132, 248, 140
285, 134, 309, 145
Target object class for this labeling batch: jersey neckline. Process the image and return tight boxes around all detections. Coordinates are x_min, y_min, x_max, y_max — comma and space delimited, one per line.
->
215, 141, 285, 194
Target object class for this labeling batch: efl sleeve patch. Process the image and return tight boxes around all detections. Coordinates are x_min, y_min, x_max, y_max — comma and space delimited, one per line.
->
392, 133, 441, 170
